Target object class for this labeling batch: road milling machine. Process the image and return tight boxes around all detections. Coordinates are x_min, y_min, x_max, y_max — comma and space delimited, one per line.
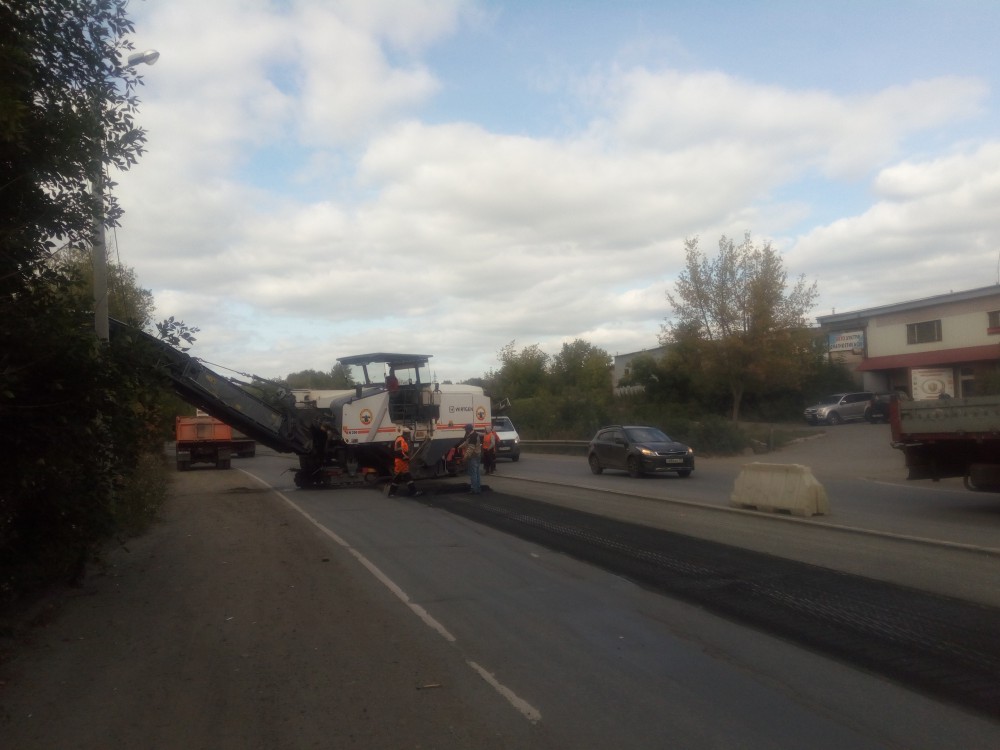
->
110, 320, 491, 488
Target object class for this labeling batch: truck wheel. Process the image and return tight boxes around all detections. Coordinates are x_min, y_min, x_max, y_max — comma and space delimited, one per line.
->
176, 460, 189, 471
217, 459, 231, 470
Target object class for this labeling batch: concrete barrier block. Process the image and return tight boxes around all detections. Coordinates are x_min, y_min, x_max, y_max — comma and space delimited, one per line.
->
730, 462, 829, 517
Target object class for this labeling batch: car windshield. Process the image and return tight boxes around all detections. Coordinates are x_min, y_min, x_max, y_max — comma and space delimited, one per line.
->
492, 417, 514, 430
819, 394, 846, 405
625, 427, 670, 443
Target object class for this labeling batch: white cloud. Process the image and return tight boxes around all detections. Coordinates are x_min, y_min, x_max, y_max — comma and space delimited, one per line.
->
789, 142, 1000, 317
115, 1, 1000, 381
601, 69, 986, 179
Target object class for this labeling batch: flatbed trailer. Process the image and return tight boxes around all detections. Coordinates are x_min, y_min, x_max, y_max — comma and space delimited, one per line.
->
891, 395, 1000, 491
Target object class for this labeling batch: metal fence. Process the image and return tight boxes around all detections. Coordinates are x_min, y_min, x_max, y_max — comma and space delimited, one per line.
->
519, 440, 589, 455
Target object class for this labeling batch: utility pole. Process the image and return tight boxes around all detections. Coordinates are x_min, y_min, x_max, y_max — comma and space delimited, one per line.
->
93, 49, 159, 340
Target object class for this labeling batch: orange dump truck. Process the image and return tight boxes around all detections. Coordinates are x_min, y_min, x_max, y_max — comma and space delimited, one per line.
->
175, 415, 255, 471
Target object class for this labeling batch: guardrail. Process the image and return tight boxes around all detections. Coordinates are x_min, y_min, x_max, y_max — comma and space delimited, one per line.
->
519, 440, 589, 455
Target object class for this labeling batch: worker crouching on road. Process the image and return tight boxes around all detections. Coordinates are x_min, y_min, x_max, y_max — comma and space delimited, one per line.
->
461, 423, 483, 494
388, 426, 422, 497
482, 424, 498, 475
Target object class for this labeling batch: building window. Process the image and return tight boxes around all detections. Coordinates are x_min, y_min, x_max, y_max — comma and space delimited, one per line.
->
960, 367, 975, 397
989, 311, 1000, 334
906, 319, 942, 345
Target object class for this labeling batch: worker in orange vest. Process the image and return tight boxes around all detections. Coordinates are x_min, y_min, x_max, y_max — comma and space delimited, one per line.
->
482, 424, 498, 475
388, 426, 421, 496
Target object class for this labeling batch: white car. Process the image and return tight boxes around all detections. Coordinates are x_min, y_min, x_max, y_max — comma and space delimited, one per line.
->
491, 416, 521, 461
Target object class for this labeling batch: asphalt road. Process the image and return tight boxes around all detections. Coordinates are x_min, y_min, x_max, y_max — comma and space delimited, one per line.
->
506, 421, 999, 549
2, 429, 999, 749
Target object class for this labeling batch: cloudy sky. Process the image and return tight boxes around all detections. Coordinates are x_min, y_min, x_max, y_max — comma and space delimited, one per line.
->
113, 0, 1000, 383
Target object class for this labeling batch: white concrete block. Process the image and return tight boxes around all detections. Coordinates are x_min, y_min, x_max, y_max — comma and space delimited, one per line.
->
730, 462, 829, 517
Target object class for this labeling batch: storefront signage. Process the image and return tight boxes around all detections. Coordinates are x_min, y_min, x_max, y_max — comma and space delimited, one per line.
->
828, 330, 864, 353
911, 368, 955, 400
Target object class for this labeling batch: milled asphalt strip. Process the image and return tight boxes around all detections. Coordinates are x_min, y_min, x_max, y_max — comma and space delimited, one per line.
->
240, 469, 542, 725
491, 474, 1000, 558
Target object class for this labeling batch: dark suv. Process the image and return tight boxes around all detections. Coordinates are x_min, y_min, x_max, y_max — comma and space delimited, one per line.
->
587, 425, 694, 478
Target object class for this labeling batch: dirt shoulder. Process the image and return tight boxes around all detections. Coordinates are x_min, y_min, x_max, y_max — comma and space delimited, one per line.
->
0, 468, 539, 749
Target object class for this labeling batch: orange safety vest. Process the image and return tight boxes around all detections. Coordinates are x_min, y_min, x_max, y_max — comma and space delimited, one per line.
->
483, 432, 497, 450
393, 435, 410, 474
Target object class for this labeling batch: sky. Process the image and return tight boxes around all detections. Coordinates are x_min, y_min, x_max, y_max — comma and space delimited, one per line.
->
112, 0, 1000, 383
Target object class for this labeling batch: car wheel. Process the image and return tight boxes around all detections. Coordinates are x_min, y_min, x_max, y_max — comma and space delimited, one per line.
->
676, 469, 691, 478
511, 454, 520, 462
588, 454, 603, 475
627, 456, 642, 478
827, 412, 843, 425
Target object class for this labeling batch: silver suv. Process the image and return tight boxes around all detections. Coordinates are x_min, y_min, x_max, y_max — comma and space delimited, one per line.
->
803, 392, 874, 425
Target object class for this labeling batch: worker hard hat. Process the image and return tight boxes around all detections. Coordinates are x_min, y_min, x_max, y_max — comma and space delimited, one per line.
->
401, 425, 412, 433
464, 424, 473, 433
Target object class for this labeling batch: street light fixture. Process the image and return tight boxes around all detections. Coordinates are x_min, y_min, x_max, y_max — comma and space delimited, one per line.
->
127, 49, 160, 67
93, 48, 159, 340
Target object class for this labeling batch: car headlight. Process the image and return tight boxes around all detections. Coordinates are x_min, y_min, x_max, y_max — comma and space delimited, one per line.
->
639, 447, 655, 456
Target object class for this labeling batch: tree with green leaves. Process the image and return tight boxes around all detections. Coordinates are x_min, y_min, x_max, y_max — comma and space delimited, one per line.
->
662, 233, 819, 421
550, 339, 612, 394
58, 248, 156, 327
0, 0, 169, 600
493, 341, 551, 400
285, 364, 356, 389
1, 0, 151, 290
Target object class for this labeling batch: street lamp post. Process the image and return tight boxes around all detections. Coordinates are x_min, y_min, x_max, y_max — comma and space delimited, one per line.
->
93, 49, 159, 340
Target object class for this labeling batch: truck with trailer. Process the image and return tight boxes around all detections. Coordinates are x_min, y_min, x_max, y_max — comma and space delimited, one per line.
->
110, 320, 490, 488
890, 394, 1000, 492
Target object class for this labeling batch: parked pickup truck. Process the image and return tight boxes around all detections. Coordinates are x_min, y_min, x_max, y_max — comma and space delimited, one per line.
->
890, 394, 1000, 491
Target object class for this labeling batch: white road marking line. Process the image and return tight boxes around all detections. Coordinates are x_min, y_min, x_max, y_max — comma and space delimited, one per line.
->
240, 469, 542, 723
467, 661, 542, 723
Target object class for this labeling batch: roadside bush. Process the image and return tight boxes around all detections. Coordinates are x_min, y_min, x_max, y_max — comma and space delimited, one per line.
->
0, 312, 174, 606
681, 416, 751, 456
114, 451, 170, 538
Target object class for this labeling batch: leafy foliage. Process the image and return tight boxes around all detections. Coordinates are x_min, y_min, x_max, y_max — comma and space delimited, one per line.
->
492, 341, 551, 400
0, 0, 174, 604
483, 340, 612, 439
58, 246, 156, 327
0, 0, 148, 283
285, 363, 356, 389
155, 316, 199, 351
662, 233, 819, 421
